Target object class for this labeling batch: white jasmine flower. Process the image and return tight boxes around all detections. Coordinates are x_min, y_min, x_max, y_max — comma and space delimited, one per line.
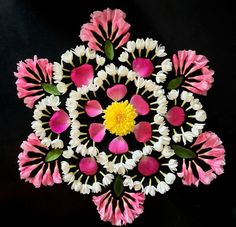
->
63, 172, 75, 184
125, 159, 136, 170
61, 161, 70, 174
144, 185, 156, 196
51, 139, 64, 149
73, 45, 85, 57
132, 150, 142, 162
182, 131, 194, 145
41, 137, 51, 147
172, 133, 182, 143
35, 128, 46, 139
105, 162, 115, 173
191, 123, 204, 136
155, 71, 166, 83
85, 48, 96, 59
61, 50, 73, 63
156, 181, 170, 194
105, 63, 117, 76
126, 41, 136, 53
118, 52, 129, 62
143, 146, 153, 155
72, 180, 82, 192
153, 114, 164, 124
133, 181, 143, 191
180, 91, 194, 102
87, 146, 98, 156
168, 159, 178, 172
123, 176, 134, 189
161, 59, 172, 73
94, 77, 103, 87
75, 144, 87, 156
91, 182, 102, 193
162, 146, 175, 158
195, 110, 207, 122
167, 89, 179, 100
102, 174, 114, 186
135, 38, 145, 50
115, 163, 126, 175
118, 65, 129, 77
97, 152, 108, 165
80, 184, 91, 194
155, 44, 167, 57
164, 173, 176, 184
31, 120, 42, 130
135, 77, 146, 88
153, 141, 163, 152
190, 98, 202, 110
33, 109, 43, 120
69, 90, 81, 100
53, 62, 63, 81
145, 80, 156, 91
127, 71, 137, 81
63, 147, 74, 159
145, 38, 157, 51
45, 95, 60, 108
96, 55, 105, 66
56, 82, 67, 94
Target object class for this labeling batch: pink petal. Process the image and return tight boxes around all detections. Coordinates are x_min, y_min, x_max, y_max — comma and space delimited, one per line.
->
70, 63, 94, 88
106, 84, 127, 101
115, 32, 130, 49
132, 57, 154, 78
52, 160, 62, 184
42, 164, 54, 186
172, 54, 179, 75
166, 106, 185, 126
85, 100, 103, 117
134, 121, 152, 143
79, 157, 98, 175
138, 156, 159, 176
108, 137, 129, 154
88, 123, 106, 142
195, 164, 216, 185
130, 94, 149, 115
30, 164, 45, 188
49, 109, 70, 134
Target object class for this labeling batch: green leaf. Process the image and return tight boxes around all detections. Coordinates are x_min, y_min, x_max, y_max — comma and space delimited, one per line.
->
113, 175, 124, 197
172, 144, 197, 159
45, 149, 63, 162
104, 40, 114, 60
167, 76, 184, 90
42, 83, 60, 95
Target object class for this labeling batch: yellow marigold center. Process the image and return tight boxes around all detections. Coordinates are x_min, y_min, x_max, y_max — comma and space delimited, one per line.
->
103, 100, 138, 136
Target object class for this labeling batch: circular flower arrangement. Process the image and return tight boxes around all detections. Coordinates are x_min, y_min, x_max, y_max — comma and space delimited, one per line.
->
15, 8, 225, 226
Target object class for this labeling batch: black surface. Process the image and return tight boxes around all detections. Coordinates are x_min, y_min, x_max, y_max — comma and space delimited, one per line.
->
0, 0, 235, 226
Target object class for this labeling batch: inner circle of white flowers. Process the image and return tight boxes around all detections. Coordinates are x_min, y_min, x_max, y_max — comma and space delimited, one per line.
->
66, 64, 171, 175
32, 95, 65, 149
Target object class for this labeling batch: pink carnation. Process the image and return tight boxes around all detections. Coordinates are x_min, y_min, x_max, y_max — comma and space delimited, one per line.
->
177, 131, 225, 186
93, 190, 145, 225
80, 8, 130, 52
18, 133, 62, 188
14, 55, 53, 108
172, 50, 214, 95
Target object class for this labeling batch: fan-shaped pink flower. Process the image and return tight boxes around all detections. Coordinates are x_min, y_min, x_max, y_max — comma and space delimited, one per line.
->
18, 133, 62, 188
177, 131, 225, 186
172, 50, 214, 95
80, 8, 130, 52
93, 190, 145, 225
14, 55, 53, 108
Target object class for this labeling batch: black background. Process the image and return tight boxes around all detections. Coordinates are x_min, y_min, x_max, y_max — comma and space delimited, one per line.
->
0, 0, 235, 226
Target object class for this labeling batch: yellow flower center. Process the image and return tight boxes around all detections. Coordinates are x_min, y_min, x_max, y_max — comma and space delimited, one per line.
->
103, 100, 138, 136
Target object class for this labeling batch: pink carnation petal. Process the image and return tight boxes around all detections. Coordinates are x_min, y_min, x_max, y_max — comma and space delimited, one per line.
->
85, 100, 103, 117
166, 106, 185, 126
132, 57, 154, 78
108, 136, 129, 154
88, 123, 106, 142
70, 63, 94, 88
106, 84, 127, 101
138, 156, 159, 176
130, 94, 149, 115
79, 157, 98, 175
49, 109, 70, 134
134, 121, 152, 143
